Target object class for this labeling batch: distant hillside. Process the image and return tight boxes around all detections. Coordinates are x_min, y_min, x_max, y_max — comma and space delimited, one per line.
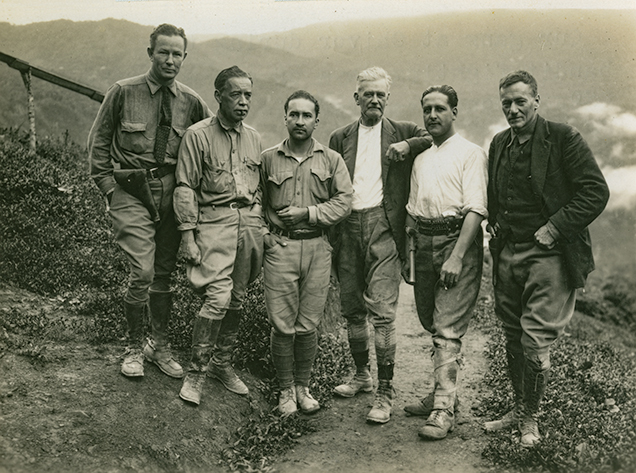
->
1, 10, 635, 155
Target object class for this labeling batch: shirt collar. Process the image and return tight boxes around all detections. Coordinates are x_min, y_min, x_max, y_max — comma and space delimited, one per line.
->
217, 114, 244, 133
508, 117, 537, 147
145, 71, 178, 96
278, 138, 322, 159
432, 132, 459, 150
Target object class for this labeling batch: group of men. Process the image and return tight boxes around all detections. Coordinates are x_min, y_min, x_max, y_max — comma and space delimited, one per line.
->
88, 24, 609, 446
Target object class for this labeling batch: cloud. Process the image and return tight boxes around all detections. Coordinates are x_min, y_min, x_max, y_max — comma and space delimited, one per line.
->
602, 165, 636, 211
575, 102, 636, 138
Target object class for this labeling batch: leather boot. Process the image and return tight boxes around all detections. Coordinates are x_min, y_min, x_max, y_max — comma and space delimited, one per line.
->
484, 348, 524, 431
519, 362, 549, 447
367, 378, 396, 424
144, 291, 183, 378
208, 309, 248, 395
179, 317, 221, 406
121, 301, 146, 377
419, 344, 460, 439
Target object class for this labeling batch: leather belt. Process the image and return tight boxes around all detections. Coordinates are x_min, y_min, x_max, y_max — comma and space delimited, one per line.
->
270, 226, 325, 240
415, 216, 464, 236
120, 164, 176, 180
216, 201, 249, 210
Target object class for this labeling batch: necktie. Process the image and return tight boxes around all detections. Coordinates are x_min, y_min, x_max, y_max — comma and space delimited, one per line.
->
153, 86, 172, 164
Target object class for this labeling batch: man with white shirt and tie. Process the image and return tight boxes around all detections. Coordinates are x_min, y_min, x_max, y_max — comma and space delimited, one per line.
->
403, 85, 488, 440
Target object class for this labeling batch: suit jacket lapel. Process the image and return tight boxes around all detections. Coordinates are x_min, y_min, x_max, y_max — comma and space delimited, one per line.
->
342, 122, 359, 180
491, 128, 511, 202
381, 117, 396, 187
530, 116, 550, 196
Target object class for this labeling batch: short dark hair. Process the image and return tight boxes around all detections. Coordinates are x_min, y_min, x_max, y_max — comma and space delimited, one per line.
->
284, 90, 320, 117
499, 70, 538, 96
149, 24, 187, 53
421, 85, 459, 108
214, 66, 253, 93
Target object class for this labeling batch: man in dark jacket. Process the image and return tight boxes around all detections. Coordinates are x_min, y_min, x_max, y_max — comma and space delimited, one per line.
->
329, 67, 432, 424
485, 70, 609, 447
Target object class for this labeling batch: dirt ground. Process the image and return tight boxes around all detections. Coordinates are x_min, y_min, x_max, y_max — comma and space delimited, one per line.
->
0, 282, 495, 473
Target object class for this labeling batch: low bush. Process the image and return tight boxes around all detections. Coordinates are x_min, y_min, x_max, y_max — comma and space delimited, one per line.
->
1, 130, 352, 472
478, 307, 636, 473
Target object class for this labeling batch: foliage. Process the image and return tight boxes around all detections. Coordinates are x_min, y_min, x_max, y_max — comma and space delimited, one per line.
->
0, 131, 352, 472
477, 303, 636, 473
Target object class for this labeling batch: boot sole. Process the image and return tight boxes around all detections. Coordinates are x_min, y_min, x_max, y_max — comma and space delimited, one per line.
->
366, 415, 390, 424
146, 357, 184, 379
418, 424, 455, 440
333, 386, 373, 398
208, 373, 249, 395
179, 391, 201, 405
120, 370, 144, 378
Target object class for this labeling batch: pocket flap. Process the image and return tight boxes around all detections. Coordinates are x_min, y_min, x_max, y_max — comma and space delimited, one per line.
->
268, 170, 294, 186
121, 121, 147, 133
310, 167, 331, 182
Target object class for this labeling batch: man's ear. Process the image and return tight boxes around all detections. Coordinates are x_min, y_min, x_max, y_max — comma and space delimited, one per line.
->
353, 92, 359, 105
534, 94, 541, 110
147, 47, 153, 60
214, 89, 222, 105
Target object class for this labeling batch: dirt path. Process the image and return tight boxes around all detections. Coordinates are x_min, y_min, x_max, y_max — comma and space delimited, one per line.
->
0, 282, 494, 473
272, 282, 492, 473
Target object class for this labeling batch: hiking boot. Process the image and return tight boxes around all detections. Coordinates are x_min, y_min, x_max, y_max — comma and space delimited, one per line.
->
519, 416, 541, 447
143, 338, 184, 379
121, 347, 144, 377
179, 372, 206, 405
366, 381, 395, 424
418, 409, 455, 440
278, 387, 298, 416
295, 386, 320, 414
208, 363, 249, 395
404, 392, 460, 417
334, 370, 373, 398
484, 406, 521, 432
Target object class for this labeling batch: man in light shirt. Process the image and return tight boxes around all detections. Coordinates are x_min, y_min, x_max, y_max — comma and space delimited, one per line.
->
403, 85, 488, 440
329, 67, 432, 424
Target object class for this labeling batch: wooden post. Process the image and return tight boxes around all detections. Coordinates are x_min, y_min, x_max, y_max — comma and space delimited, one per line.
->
20, 67, 36, 152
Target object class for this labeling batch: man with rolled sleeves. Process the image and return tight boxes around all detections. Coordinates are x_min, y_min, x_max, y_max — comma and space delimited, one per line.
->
175, 66, 263, 405
485, 70, 609, 446
329, 67, 432, 423
88, 24, 210, 379
261, 90, 352, 415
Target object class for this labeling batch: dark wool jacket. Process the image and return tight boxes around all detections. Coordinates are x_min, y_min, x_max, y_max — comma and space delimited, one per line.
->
488, 115, 610, 288
329, 117, 432, 261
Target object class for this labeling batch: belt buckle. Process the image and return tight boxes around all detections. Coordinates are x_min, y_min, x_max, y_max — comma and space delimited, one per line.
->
229, 202, 239, 210
147, 167, 159, 180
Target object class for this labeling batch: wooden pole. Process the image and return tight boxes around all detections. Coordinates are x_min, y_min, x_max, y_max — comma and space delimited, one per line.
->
20, 68, 36, 152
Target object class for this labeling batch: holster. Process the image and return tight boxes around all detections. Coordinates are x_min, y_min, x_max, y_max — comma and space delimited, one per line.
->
114, 169, 160, 223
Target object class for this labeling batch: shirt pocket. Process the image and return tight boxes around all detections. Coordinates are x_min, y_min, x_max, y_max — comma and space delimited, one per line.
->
119, 121, 151, 155
267, 170, 294, 209
202, 165, 234, 195
309, 167, 332, 203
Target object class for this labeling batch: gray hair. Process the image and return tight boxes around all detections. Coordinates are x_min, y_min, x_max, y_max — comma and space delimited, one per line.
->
356, 67, 392, 93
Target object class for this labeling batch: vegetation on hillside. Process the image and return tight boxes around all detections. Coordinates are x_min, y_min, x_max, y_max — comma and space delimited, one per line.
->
0, 129, 351, 471
1, 131, 634, 472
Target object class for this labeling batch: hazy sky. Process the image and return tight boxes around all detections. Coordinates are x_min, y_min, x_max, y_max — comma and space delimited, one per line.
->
2, 0, 635, 36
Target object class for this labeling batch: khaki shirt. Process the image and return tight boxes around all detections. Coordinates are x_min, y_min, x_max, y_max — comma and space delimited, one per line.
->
261, 139, 352, 231
88, 71, 210, 196
174, 116, 262, 231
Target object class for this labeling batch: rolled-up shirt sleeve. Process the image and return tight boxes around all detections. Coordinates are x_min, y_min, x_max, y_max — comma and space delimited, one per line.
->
462, 147, 489, 218
174, 128, 203, 231
87, 83, 121, 196
309, 151, 353, 227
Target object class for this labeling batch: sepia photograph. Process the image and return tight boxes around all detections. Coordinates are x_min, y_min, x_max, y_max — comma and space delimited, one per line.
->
1, 1, 635, 472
